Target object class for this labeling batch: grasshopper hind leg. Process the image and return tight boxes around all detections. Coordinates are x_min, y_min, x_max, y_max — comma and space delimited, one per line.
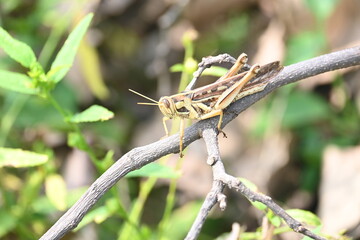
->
198, 109, 227, 138
217, 110, 227, 138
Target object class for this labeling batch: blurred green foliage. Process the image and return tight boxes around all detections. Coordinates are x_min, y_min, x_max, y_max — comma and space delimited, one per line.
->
197, 14, 249, 57
0, 11, 120, 239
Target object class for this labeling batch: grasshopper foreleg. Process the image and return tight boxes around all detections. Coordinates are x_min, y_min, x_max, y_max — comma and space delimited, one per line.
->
162, 116, 170, 137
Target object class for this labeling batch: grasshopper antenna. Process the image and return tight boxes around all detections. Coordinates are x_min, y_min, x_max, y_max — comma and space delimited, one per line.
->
129, 89, 159, 105
137, 102, 158, 106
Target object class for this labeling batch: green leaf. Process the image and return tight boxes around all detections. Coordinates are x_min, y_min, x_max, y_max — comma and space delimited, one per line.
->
165, 201, 203, 239
304, 0, 339, 22
183, 57, 198, 73
170, 63, 184, 72
282, 91, 330, 128
49, 13, 93, 83
18, 170, 44, 208
239, 177, 258, 191
301, 226, 323, 240
0, 147, 48, 168
203, 66, 229, 77
266, 210, 282, 227
0, 209, 17, 237
75, 206, 109, 229
69, 105, 114, 123
67, 132, 88, 151
239, 177, 267, 211
75, 198, 118, 231
286, 31, 326, 65
286, 209, 322, 227
126, 163, 180, 178
45, 174, 67, 211
99, 150, 115, 170
0, 27, 37, 68
0, 70, 38, 94
32, 187, 87, 214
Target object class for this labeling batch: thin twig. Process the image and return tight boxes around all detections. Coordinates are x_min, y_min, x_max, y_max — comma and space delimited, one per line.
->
40, 46, 360, 240
186, 53, 251, 91
185, 128, 225, 240
184, 181, 225, 240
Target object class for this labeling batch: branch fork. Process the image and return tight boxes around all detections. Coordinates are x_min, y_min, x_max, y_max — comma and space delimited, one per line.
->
40, 46, 360, 240
185, 127, 327, 240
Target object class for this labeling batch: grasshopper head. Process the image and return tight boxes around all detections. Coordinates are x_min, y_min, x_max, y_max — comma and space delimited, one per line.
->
158, 96, 176, 118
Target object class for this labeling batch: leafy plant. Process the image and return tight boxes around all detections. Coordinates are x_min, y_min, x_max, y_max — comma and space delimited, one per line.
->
0, 13, 120, 239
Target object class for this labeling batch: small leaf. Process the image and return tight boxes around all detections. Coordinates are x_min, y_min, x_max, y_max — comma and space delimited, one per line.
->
165, 201, 203, 239
170, 63, 185, 72
75, 206, 107, 230
45, 174, 67, 211
69, 105, 114, 123
301, 226, 323, 240
239, 177, 267, 211
286, 209, 322, 227
0, 147, 48, 168
75, 198, 118, 231
203, 66, 228, 77
0, 70, 38, 94
304, 0, 339, 22
0, 209, 17, 237
285, 31, 326, 65
266, 210, 282, 227
99, 150, 114, 170
251, 201, 268, 211
239, 177, 258, 191
126, 163, 180, 179
184, 58, 198, 73
49, 13, 93, 83
283, 91, 330, 128
0, 27, 37, 68
78, 39, 110, 99
32, 187, 87, 214
67, 132, 88, 151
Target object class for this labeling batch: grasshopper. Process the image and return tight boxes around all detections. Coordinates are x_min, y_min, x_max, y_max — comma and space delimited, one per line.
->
130, 53, 283, 157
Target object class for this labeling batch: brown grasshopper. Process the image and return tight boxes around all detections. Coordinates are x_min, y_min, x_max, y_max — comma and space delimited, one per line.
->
130, 53, 283, 157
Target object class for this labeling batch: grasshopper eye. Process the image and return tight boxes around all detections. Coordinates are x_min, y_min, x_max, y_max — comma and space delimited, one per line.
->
161, 99, 170, 108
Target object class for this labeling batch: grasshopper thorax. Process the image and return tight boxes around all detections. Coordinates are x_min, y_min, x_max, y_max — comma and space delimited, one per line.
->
158, 96, 177, 119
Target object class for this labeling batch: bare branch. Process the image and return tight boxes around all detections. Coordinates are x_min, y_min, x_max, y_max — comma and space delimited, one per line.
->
188, 129, 327, 240
185, 128, 224, 240
184, 181, 225, 240
40, 46, 360, 240
186, 53, 251, 91
221, 45, 360, 128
